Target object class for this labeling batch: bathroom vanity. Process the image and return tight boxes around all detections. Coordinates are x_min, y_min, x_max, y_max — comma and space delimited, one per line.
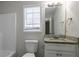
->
44, 35, 78, 57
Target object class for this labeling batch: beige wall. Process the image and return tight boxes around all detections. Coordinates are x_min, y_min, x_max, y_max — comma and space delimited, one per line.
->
0, 1, 45, 57
66, 1, 79, 37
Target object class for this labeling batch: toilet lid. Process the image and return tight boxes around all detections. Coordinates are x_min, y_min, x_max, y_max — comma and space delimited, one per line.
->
23, 53, 35, 57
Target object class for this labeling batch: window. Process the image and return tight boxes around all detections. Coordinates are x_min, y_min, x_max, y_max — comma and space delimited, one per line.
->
24, 5, 40, 32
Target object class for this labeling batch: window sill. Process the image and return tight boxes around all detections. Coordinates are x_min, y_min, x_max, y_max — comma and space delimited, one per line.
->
23, 30, 41, 32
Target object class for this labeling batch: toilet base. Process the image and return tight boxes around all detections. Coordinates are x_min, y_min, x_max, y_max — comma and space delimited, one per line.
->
23, 53, 35, 57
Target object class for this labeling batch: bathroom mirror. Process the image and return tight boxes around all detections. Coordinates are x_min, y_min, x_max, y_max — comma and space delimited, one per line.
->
45, 7, 55, 34
45, 2, 65, 35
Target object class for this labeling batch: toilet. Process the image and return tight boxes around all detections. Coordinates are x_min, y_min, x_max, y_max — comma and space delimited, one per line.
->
23, 40, 38, 57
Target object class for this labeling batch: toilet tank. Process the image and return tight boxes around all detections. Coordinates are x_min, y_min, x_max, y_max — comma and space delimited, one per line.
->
25, 40, 38, 53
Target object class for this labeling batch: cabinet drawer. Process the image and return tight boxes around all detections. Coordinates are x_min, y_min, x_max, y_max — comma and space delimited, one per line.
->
45, 43, 63, 50
45, 51, 59, 57
45, 52, 75, 57
45, 53, 57, 57
45, 49, 75, 53
45, 43, 76, 51
45, 50, 75, 57
61, 53, 75, 57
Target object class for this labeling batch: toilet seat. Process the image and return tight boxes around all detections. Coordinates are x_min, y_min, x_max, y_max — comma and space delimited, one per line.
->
23, 53, 35, 57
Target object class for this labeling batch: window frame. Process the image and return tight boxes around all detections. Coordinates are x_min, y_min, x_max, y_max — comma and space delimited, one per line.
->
23, 4, 41, 32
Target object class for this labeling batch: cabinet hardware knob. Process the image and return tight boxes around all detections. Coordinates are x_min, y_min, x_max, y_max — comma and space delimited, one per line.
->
56, 53, 59, 56
60, 54, 62, 56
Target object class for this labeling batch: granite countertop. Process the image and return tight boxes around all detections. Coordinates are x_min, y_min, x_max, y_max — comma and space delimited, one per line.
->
44, 35, 78, 44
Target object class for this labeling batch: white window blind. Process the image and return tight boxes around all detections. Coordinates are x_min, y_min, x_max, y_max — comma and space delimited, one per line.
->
24, 6, 40, 32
